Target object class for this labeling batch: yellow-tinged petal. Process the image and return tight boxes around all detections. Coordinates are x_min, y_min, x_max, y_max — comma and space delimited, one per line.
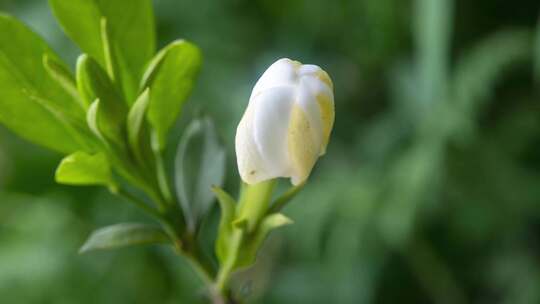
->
316, 69, 333, 89
317, 93, 335, 155
287, 104, 319, 185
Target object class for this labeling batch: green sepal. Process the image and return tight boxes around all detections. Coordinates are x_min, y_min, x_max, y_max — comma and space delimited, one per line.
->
212, 186, 236, 263
234, 213, 293, 268
79, 223, 170, 254
55, 151, 114, 187
268, 183, 305, 213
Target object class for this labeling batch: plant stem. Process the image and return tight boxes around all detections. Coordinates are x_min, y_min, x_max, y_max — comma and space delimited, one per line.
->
215, 229, 244, 295
214, 180, 277, 300
236, 180, 277, 231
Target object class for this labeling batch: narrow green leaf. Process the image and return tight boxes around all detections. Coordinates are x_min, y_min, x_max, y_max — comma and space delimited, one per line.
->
139, 46, 168, 89
0, 14, 85, 153
55, 151, 113, 186
175, 118, 225, 230
77, 55, 127, 145
76, 55, 94, 108
86, 99, 102, 139
100, 18, 120, 85
144, 40, 202, 150
49, 0, 155, 102
43, 54, 82, 108
212, 186, 236, 263
236, 213, 293, 268
79, 223, 170, 254
127, 88, 151, 165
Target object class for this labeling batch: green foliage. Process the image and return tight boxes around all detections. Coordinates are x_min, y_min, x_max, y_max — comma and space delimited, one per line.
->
143, 40, 202, 150
127, 88, 152, 165
79, 223, 170, 253
212, 186, 236, 263
43, 54, 82, 107
214, 181, 293, 272
76, 54, 127, 146
0, 14, 84, 153
1, 0, 539, 303
55, 151, 113, 186
234, 213, 292, 268
49, 0, 155, 102
175, 117, 225, 230
269, 183, 305, 213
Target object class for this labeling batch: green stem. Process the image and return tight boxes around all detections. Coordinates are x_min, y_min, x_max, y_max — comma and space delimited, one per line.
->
215, 180, 277, 298
236, 180, 277, 231
215, 229, 244, 295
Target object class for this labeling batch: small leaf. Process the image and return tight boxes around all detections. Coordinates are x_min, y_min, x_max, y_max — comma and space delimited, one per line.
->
127, 88, 151, 164
43, 54, 83, 108
212, 186, 236, 263
100, 18, 120, 86
0, 14, 85, 153
144, 40, 202, 150
86, 99, 102, 139
235, 213, 293, 268
77, 55, 127, 145
49, 0, 155, 102
79, 223, 170, 254
175, 117, 226, 230
55, 151, 113, 186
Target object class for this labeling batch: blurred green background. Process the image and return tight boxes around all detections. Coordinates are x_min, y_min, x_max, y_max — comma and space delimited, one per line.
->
1, 0, 540, 303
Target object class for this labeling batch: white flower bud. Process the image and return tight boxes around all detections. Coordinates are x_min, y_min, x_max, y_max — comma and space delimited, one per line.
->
235, 58, 335, 186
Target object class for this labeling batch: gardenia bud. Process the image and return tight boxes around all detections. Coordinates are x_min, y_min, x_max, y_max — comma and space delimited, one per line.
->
236, 58, 335, 186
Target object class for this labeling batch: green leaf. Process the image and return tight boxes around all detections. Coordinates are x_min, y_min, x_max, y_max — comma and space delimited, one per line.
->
212, 186, 236, 263
127, 88, 151, 165
77, 55, 127, 145
79, 223, 170, 253
175, 118, 225, 230
0, 14, 85, 153
43, 54, 83, 108
235, 213, 293, 268
100, 18, 119, 84
143, 40, 202, 150
55, 151, 113, 186
49, 0, 155, 102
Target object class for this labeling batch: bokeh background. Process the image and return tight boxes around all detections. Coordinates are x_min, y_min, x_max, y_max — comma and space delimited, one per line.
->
1, 0, 540, 303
